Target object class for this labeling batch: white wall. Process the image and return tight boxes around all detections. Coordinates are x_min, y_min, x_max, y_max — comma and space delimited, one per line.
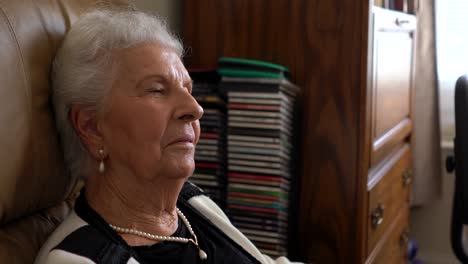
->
131, 0, 182, 34
410, 147, 458, 263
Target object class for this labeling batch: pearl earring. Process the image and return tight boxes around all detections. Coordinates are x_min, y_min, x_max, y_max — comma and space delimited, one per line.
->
98, 149, 105, 173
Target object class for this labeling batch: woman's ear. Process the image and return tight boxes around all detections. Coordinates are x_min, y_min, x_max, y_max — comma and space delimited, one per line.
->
70, 105, 103, 158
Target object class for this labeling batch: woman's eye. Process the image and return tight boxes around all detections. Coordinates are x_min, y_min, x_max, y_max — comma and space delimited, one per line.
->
148, 83, 164, 94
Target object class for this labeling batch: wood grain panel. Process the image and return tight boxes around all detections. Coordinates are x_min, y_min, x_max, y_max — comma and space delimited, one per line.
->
182, 1, 370, 263
372, 30, 413, 139
371, 118, 412, 166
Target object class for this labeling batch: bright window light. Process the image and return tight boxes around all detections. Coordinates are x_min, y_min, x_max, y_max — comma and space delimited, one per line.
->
436, 0, 468, 142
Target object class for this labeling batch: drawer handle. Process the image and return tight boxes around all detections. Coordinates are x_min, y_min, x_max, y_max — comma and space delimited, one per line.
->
395, 18, 410, 26
400, 228, 410, 246
371, 203, 385, 229
402, 169, 412, 187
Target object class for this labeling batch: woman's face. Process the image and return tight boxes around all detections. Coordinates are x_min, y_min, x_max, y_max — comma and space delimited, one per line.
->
98, 44, 203, 182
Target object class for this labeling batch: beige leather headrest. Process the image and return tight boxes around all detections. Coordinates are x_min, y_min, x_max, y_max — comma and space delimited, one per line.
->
0, 0, 126, 262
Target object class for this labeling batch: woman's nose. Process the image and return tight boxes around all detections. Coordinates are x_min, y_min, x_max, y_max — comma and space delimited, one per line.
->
175, 92, 204, 122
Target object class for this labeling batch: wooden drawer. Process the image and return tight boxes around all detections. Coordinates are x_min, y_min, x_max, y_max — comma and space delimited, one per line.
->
367, 144, 411, 255
367, 207, 410, 264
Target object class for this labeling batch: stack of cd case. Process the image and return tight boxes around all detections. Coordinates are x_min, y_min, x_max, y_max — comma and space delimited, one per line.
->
189, 69, 227, 209
219, 58, 300, 258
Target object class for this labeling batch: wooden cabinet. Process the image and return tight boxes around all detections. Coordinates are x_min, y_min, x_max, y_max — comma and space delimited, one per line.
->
367, 145, 412, 256
181, 1, 415, 263
370, 8, 416, 167
367, 8, 416, 263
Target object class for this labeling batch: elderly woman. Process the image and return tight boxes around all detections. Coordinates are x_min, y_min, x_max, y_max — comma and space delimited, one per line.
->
34, 8, 300, 264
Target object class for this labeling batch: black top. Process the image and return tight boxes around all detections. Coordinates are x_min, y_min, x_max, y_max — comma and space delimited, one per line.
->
54, 182, 261, 264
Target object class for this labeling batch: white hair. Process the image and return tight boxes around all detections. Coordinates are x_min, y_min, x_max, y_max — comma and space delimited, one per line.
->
52, 7, 183, 180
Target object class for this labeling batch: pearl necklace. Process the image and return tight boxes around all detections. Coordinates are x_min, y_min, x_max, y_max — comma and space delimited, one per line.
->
109, 208, 208, 260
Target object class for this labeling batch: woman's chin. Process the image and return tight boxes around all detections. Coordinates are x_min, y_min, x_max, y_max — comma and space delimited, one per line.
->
165, 159, 195, 179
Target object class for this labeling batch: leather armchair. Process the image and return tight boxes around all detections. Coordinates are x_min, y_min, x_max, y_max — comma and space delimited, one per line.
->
0, 0, 124, 262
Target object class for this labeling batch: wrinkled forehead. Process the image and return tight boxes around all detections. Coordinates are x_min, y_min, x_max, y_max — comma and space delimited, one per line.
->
114, 43, 189, 84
